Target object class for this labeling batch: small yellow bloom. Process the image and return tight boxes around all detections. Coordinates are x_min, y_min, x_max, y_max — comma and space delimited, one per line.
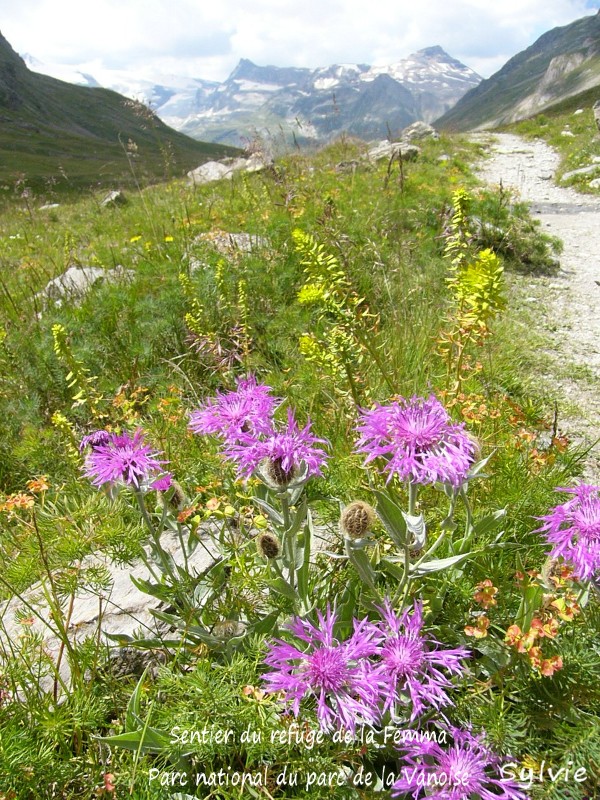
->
129, 235, 142, 243
164, 235, 174, 243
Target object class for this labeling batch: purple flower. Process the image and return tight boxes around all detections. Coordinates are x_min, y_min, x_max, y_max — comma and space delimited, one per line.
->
150, 473, 173, 492
262, 607, 384, 733
536, 484, 600, 581
84, 430, 167, 490
374, 601, 469, 720
79, 430, 112, 453
355, 395, 476, 487
188, 375, 278, 443
392, 727, 529, 800
224, 408, 328, 483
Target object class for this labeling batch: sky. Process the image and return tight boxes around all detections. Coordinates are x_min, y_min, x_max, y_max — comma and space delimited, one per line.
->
1, 0, 599, 83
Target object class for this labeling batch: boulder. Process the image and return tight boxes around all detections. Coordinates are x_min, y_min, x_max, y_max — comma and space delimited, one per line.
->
366, 141, 421, 162
187, 154, 271, 186
400, 121, 439, 142
195, 231, 270, 256
36, 265, 134, 309
101, 190, 127, 207
589, 178, 600, 189
594, 100, 600, 133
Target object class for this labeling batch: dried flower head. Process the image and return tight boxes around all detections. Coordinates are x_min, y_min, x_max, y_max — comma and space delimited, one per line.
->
340, 501, 376, 540
355, 394, 476, 487
256, 531, 282, 559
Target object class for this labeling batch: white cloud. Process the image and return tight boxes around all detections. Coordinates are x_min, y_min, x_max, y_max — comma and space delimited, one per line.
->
1, 0, 598, 81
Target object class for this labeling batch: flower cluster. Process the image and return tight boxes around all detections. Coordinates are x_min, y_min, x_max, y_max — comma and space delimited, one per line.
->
262, 602, 468, 733
536, 484, 600, 581
392, 726, 528, 800
189, 376, 328, 484
82, 429, 170, 491
355, 395, 476, 487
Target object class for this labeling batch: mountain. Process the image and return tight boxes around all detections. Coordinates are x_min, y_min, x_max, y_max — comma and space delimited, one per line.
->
0, 32, 238, 193
437, 11, 600, 131
25, 48, 481, 147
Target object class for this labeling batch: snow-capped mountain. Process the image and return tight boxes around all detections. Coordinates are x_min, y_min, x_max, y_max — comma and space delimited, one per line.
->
23, 47, 481, 147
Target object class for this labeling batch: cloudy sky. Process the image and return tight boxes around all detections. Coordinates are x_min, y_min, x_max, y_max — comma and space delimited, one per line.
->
1, 0, 599, 82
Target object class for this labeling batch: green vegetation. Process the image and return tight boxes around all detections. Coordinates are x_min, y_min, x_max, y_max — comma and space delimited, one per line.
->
0, 129, 597, 800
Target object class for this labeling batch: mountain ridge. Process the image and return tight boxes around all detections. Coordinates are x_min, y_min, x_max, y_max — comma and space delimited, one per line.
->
436, 10, 600, 131
24, 48, 482, 147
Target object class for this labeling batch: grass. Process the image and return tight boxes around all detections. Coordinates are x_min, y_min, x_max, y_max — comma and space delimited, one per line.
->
0, 128, 598, 799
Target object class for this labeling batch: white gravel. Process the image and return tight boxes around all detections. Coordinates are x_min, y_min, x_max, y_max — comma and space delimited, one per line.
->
474, 133, 600, 480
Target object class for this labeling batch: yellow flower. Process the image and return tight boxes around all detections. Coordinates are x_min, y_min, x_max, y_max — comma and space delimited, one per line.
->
164, 235, 174, 243
129, 235, 142, 243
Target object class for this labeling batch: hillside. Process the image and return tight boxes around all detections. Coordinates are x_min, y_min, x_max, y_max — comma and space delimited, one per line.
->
0, 31, 238, 193
437, 10, 600, 131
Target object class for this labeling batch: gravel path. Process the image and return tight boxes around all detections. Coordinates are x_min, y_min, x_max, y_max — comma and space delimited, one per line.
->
474, 133, 600, 480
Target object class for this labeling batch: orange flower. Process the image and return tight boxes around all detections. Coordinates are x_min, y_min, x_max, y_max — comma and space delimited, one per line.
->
540, 655, 563, 677
0, 493, 35, 513
26, 476, 50, 493
504, 624, 522, 646
473, 579, 498, 609
465, 616, 490, 638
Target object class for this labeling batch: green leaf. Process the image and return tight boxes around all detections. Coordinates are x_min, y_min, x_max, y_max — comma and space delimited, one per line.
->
372, 489, 408, 548
409, 552, 474, 575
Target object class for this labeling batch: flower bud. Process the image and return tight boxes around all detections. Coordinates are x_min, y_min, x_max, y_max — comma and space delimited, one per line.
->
256, 531, 282, 560
340, 501, 376, 540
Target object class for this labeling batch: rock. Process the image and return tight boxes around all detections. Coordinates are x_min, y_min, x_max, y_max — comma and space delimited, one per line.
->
574, 109, 584, 115
594, 100, 600, 133
36, 265, 134, 309
437, 154, 451, 162
400, 121, 439, 142
187, 154, 272, 186
589, 178, 600, 189
39, 203, 60, 210
0, 520, 335, 696
561, 130, 575, 137
561, 164, 600, 181
365, 141, 421, 162
195, 231, 270, 256
101, 190, 127, 207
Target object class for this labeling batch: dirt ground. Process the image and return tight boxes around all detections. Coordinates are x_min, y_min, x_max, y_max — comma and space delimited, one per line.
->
474, 132, 600, 481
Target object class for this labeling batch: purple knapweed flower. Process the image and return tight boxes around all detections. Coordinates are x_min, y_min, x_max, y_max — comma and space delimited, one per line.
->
536, 484, 600, 581
374, 600, 469, 720
79, 430, 112, 453
224, 408, 328, 483
150, 473, 173, 492
262, 606, 384, 733
83, 430, 167, 490
391, 726, 529, 800
355, 394, 476, 487
188, 375, 278, 443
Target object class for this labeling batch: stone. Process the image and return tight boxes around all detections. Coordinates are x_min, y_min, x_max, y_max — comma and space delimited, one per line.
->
39, 203, 60, 210
561, 130, 575, 137
594, 100, 600, 133
195, 231, 270, 256
187, 154, 272, 186
589, 178, 600, 189
365, 141, 421, 162
36, 265, 134, 309
561, 164, 600, 181
400, 121, 439, 142
0, 520, 335, 696
101, 190, 127, 207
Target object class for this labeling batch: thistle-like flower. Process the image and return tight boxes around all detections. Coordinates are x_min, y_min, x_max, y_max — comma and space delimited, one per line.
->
391, 726, 529, 800
188, 375, 278, 443
262, 607, 384, 733
536, 484, 600, 581
83, 430, 166, 490
373, 600, 469, 720
224, 408, 328, 483
256, 531, 282, 559
355, 395, 476, 487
